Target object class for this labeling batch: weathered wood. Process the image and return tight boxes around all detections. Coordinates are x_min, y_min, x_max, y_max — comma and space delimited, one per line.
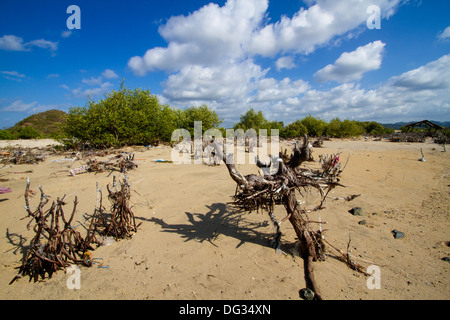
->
210, 135, 363, 300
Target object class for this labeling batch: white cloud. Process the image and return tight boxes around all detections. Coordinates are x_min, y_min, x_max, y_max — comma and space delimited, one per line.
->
129, 0, 399, 73
1, 100, 66, 115
247, 0, 401, 56
26, 39, 58, 52
128, 0, 268, 74
314, 40, 385, 83
61, 30, 72, 38
163, 59, 267, 102
252, 77, 310, 102
0, 35, 27, 51
276, 56, 296, 71
391, 54, 450, 90
72, 82, 113, 99
82, 76, 103, 86
102, 69, 119, 79
1, 70, 26, 81
2, 100, 37, 112
281, 54, 450, 123
438, 26, 450, 40
47, 73, 60, 79
0, 34, 58, 53
125, 0, 448, 125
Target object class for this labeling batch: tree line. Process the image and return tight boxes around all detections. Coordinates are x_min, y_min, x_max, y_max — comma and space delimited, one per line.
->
1, 86, 399, 147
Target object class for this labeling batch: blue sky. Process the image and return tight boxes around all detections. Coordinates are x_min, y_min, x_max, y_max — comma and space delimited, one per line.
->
1, 0, 449, 129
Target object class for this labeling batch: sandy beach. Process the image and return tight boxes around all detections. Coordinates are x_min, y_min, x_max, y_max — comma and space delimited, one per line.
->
0, 137, 448, 300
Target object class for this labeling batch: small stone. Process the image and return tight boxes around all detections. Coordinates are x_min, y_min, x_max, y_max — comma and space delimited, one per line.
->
350, 207, 365, 216
392, 229, 405, 239
441, 257, 450, 262
358, 220, 367, 225
299, 288, 315, 300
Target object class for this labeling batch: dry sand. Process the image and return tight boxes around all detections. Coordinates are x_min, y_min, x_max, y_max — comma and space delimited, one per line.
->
0, 137, 448, 300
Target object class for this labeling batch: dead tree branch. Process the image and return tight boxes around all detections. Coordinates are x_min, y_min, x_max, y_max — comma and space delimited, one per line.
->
210, 135, 367, 300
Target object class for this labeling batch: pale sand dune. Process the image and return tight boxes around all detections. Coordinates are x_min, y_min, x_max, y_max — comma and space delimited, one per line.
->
0, 139, 62, 149
0, 138, 448, 300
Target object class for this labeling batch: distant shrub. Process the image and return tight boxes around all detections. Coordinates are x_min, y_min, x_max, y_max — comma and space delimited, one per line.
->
300, 115, 328, 137
233, 108, 268, 132
0, 129, 14, 140
281, 120, 308, 138
16, 126, 41, 139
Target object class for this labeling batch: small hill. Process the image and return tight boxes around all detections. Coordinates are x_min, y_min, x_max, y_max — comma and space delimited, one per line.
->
9, 109, 67, 138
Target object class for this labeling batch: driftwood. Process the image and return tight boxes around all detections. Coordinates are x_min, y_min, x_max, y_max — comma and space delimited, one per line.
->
69, 152, 138, 176
210, 135, 366, 300
1, 148, 48, 166
88, 175, 140, 240
10, 174, 139, 285
9, 179, 96, 284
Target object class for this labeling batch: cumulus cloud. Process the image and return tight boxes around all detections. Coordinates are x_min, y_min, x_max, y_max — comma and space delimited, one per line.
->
276, 56, 296, 71
162, 59, 267, 102
0, 35, 27, 51
391, 54, 450, 90
438, 26, 450, 40
129, 0, 401, 75
282, 54, 450, 123
101, 69, 119, 79
0, 34, 58, 53
252, 77, 310, 102
125, 0, 448, 125
128, 0, 268, 74
246, 0, 401, 56
314, 40, 385, 83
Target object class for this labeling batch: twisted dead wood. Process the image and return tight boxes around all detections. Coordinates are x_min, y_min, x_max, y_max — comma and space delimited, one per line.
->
210, 135, 365, 300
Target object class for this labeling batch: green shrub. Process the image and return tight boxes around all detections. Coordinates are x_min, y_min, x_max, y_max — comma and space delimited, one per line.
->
178, 105, 222, 137
233, 108, 268, 132
281, 120, 308, 138
16, 126, 41, 139
62, 86, 222, 148
0, 129, 14, 140
63, 87, 177, 147
300, 115, 327, 137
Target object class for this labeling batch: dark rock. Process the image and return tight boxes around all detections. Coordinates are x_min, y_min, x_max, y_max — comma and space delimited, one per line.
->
299, 288, 315, 300
392, 230, 405, 239
442, 257, 450, 262
358, 220, 367, 225
350, 207, 365, 216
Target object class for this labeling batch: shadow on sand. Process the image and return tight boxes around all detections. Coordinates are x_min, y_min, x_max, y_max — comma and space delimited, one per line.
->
149, 202, 275, 249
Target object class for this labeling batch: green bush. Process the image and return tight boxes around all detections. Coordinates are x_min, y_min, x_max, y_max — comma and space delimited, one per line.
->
300, 115, 327, 137
62, 86, 222, 148
281, 120, 308, 138
233, 108, 268, 132
63, 87, 177, 147
177, 105, 222, 137
16, 126, 41, 139
360, 121, 394, 136
0, 129, 14, 140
